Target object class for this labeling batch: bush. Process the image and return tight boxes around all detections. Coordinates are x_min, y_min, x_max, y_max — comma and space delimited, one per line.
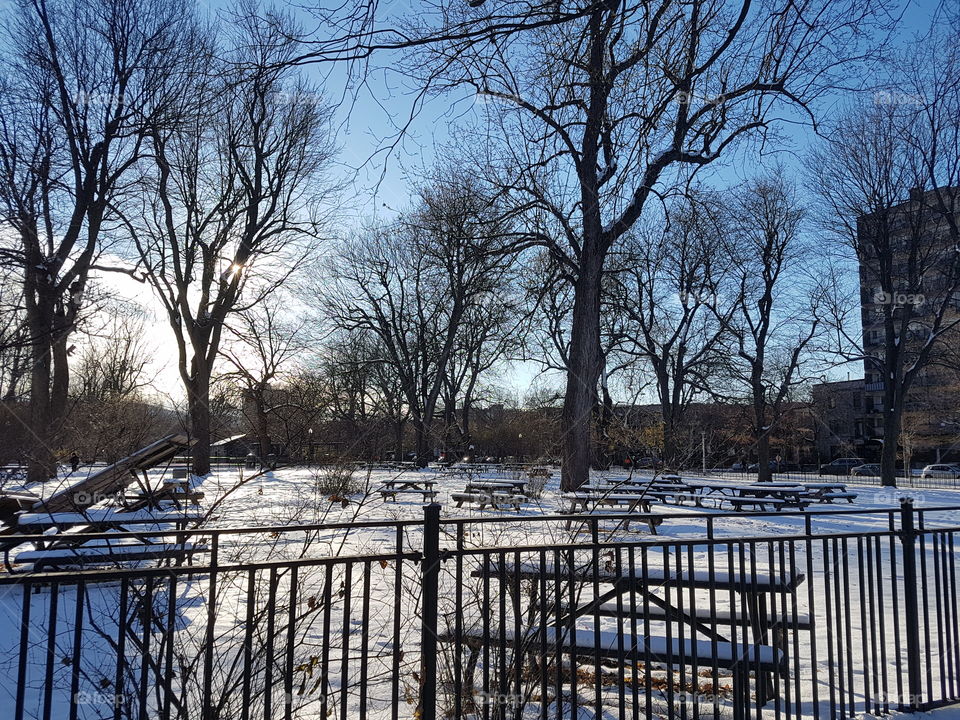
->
312, 464, 363, 500
525, 472, 548, 499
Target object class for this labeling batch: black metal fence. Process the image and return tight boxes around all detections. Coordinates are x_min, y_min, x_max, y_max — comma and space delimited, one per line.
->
1, 503, 959, 719
705, 467, 960, 490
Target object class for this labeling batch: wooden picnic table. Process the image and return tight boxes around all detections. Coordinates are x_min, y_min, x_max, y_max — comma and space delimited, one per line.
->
379, 477, 438, 502
759, 481, 857, 503
684, 481, 812, 510
465, 478, 527, 494
468, 559, 806, 712
560, 492, 659, 533
380, 477, 436, 490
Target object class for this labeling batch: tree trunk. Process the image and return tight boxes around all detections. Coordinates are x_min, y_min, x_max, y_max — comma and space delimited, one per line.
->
880, 387, 901, 487
560, 251, 602, 491
187, 370, 212, 476
27, 338, 55, 483
756, 433, 772, 482
755, 395, 772, 482
26, 295, 57, 483
412, 415, 431, 467
255, 393, 271, 467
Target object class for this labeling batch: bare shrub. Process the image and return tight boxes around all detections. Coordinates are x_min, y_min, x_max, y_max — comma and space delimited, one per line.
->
312, 463, 364, 500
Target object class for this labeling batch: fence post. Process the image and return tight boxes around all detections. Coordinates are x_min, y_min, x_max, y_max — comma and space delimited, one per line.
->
899, 498, 922, 711
420, 503, 441, 720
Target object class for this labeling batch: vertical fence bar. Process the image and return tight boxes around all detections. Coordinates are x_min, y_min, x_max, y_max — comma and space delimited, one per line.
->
900, 499, 922, 711
420, 503, 441, 720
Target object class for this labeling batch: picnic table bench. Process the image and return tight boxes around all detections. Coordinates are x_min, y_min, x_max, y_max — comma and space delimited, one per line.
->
16, 509, 205, 532
15, 540, 206, 571
450, 491, 526, 511
527, 466, 552, 479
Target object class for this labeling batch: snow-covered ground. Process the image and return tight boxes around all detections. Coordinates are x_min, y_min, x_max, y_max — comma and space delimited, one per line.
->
1, 464, 959, 719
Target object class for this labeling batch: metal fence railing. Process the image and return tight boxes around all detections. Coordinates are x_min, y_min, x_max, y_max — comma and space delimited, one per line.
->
0, 503, 958, 719
704, 467, 960, 490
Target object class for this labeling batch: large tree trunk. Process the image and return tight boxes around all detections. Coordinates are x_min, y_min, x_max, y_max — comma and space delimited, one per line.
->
880, 383, 902, 487
27, 334, 55, 483
26, 293, 58, 483
560, 251, 602, 491
755, 394, 773, 482
412, 415, 431, 467
254, 393, 271, 467
187, 369, 212, 476
756, 433, 772, 482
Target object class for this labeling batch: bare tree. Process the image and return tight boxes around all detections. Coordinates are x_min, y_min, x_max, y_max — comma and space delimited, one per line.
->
0, 0, 195, 481
608, 196, 736, 468
68, 306, 170, 463
812, 102, 960, 484
397, 0, 880, 488
324, 173, 515, 465
220, 296, 308, 465
123, 15, 336, 475
717, 173, 823, 482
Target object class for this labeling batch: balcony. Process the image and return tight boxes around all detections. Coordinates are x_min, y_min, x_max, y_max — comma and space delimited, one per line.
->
865, 382, 885, 392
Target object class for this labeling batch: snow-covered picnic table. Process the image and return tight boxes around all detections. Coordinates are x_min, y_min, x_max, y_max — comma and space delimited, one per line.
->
461, 558, 806, 709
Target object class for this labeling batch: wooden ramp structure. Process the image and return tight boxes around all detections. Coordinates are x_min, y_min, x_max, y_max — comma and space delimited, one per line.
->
33, 433, 193, 514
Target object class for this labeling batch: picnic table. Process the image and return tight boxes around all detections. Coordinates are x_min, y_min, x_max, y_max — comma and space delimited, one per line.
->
378, 477, 438, 502
464, 478, 527, 494
760, 481, 857, 503
460, 558, 806, 714
560, 492, 660, 533
450, 490, 526, 511
684, 482, 812, 510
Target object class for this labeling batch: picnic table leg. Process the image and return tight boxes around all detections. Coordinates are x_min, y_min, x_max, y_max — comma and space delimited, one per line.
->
731, 666, 750, 720
748, 593, 775, 705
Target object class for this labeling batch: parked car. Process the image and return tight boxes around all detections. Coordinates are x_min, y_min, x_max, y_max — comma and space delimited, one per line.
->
920, 463, 960, 479
851, 463, 881, 477
818, 458, 865, 476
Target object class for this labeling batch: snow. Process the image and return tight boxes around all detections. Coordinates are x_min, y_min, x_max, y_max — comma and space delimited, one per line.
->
1, 463, 958, 719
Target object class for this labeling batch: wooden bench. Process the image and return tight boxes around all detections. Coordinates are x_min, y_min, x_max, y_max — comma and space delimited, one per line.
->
562, 511, 663, 534
124, 490, 205, 510
442, 625, 784, 714
643, 489, 698, 504
448, 625, 785, 674
380, 488, 438, 502
725, 497, 810, 511
15, 542, 206, 571
559, 601, 813, 630
817, 491, 857, 503
451, 491, 524, 511
16, 510, 205, 531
